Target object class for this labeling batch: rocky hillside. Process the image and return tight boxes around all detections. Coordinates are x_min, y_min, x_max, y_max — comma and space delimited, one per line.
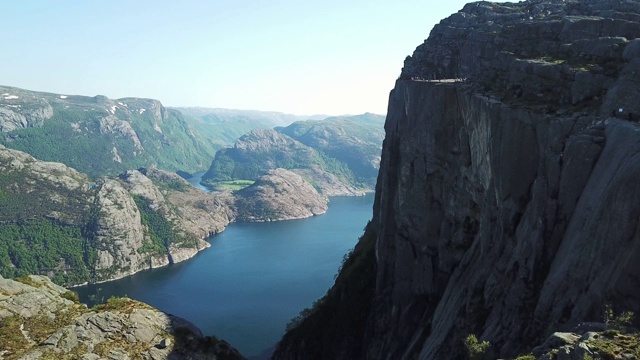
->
232, 168, 328, 222
0, 274, 243, 359
276, 113, 385, 188
0, 145, 230, 286
175, 107, 326, 149
273, 1, 640, 359
0, 144, 331, 286
201, 113, 385, 196
201, 129, 364, 196
0, 86, 219, 178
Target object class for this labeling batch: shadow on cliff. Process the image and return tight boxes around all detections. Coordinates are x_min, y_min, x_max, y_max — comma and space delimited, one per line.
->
167, 316, 246, 360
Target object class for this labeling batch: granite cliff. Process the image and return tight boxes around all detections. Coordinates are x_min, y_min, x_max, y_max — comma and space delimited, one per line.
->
273, 1, 640, 359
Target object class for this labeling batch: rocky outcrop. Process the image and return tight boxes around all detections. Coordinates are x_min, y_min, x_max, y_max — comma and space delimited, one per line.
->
92, 178, 150, 280
0, 275, 244, 359
99, 115, 144, 152
233, 168, 328, 222
273, 1, 640, 359
0, 89, 53, 132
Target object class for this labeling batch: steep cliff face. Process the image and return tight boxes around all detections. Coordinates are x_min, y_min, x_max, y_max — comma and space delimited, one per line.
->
273, 1, 640, 359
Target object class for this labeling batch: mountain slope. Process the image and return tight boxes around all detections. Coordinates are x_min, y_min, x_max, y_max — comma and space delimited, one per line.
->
273, 1, 640, 359
201, 114, 385, 195
0, 145, 230, 285
201, 129, 362, 196
276, 113, 385, 187
0, 86, 218, 177
175, 107, 327, 149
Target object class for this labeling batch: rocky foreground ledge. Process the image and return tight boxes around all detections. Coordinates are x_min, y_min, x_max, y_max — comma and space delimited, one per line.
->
0, 275, 244, 359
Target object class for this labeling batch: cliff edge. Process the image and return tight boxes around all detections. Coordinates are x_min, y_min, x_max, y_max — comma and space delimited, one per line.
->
0, 275, 244, 359
273, 1, 640, 359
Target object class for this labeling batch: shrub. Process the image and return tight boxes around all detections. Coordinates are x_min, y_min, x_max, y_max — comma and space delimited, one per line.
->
604, 304, 635, 329
464, 334, 494, 360
61, 290, 80, 303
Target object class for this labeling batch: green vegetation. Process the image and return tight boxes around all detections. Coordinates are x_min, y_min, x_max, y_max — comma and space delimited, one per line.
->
0, 315, 30, 358
514, 355, 536, 360
464, 334, 494, 360
210, 179, 254, 191
62, 290, 81, 303
92, 296, 155, 313
201, 113, 386, 191
587, 331, 640, 360
202, 132, 357, 189
0, 98, 220, 178
133, 195, 198, 256
0, 220, 92, 285
604, 304, 635, 329
276, 114, 385, 187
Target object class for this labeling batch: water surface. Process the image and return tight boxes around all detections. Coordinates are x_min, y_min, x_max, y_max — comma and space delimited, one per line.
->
77, 190, 373, 357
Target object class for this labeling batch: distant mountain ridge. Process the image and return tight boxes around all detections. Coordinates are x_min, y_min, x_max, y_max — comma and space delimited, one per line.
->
0, 85, 338, 179
202, 113, 385, 195
0, 85, 220, 178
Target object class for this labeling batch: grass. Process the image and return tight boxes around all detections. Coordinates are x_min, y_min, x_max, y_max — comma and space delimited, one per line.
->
14, 276, 42, 288
212, 179, 254, 191
587, 331, 640, 360
0, 315, 30, 359
92, 296, 155, 314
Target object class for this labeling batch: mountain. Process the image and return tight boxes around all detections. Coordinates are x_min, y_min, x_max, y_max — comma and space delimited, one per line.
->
201, 113, 385, 195
175, 107, 329, 150
201, 129, 363, 196
276, 113, 385, 187
232, 168, 328, 222
0, 145, 230, 286
0, 275, 243, 359
273, 1, 640, 359
0, 86, 219, 178
0, 145, 328, 285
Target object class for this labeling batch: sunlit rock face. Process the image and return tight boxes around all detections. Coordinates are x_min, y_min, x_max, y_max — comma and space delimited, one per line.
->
272, 1, 640, 359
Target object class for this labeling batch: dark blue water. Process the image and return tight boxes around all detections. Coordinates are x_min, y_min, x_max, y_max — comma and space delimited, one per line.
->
76, 184, 374, 357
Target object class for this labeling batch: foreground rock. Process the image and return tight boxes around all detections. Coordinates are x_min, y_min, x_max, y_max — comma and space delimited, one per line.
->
273, 1, 640, 359
0, 275, 244, 359
233, 168, 328, 222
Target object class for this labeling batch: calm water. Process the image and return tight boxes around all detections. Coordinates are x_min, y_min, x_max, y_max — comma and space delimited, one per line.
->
76, 175, 373, 357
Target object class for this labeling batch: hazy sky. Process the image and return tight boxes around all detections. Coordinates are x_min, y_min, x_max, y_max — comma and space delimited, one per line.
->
0, 1, 491, 115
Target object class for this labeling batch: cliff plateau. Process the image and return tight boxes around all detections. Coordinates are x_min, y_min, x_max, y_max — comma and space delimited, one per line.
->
273, 1, 640, 359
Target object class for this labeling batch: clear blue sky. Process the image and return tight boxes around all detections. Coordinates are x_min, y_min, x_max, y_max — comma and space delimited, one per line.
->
0, 1, 490, 115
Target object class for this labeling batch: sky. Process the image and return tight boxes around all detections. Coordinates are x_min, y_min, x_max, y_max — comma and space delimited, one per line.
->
0, 1, 495, 116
